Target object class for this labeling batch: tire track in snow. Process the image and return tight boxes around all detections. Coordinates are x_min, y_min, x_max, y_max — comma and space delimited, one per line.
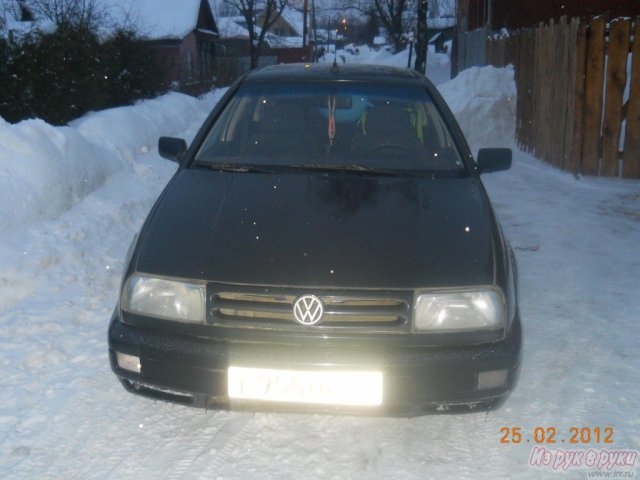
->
166, 413, 254, 479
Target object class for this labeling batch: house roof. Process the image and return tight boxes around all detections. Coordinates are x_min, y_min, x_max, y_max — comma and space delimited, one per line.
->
0, 2, 55, 38
216, 14, 306, 49
278, 8, 304, 37
266, 32, 302, 48
114, 0, 215, 40
216, 16, 250, 39
427, 17, 456, 29
1, 0, 217, 40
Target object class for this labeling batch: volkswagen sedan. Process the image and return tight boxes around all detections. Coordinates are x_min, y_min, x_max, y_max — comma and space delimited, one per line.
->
108, 63, 521, 415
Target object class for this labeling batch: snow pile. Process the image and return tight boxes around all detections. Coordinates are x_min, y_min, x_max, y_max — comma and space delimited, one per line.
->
0, 117, 119, 231
438, 65, 517, 152
71, 93, 206, 162
0, 92, 220, 231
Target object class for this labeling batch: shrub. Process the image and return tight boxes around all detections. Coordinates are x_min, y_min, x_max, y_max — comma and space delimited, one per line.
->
101, 28, 165, 107
0, 23, 166, 124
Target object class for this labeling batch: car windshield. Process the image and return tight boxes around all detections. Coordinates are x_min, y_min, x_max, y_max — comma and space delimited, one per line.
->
194, 82, 465, 173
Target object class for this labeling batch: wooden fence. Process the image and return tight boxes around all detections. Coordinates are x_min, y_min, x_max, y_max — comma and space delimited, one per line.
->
457, 26, 489, 72
485, 16, 640, 178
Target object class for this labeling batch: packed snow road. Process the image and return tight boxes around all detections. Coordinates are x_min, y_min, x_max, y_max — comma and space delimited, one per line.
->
1, 67, 639, 480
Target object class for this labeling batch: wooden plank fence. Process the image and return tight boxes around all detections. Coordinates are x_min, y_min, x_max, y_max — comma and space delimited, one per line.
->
485, 16, 640, 178
457, 26, 489, 72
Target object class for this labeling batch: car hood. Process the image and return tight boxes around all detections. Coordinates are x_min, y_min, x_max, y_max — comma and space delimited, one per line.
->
135, 169, 496, 290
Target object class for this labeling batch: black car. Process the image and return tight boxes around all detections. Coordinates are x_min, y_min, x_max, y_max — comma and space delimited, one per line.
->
108, 63, 521, 415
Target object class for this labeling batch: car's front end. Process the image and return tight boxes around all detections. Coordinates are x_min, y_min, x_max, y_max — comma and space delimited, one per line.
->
108, 63, 522, 415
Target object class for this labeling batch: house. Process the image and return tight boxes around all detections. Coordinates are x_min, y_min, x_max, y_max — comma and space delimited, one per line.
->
216, 16, 253, 57
215, 16, 280, 84
457, 0, 640, 33
256, 5, 312, 61
1, 0, 219, 93
0, 1, 56, 38
122, 0, 219, 93
258, 7, 304, 39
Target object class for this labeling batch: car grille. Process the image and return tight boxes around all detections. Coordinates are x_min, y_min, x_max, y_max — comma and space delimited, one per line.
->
207, 283, 413, 333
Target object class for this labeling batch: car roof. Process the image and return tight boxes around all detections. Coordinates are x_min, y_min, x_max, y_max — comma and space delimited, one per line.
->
244, 63, 428, 86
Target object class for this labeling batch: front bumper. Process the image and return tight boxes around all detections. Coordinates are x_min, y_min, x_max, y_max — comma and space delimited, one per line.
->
108, 310, 522, 416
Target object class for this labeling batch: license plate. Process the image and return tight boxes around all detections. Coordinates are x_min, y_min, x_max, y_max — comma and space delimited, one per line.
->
227, 366, 383, 406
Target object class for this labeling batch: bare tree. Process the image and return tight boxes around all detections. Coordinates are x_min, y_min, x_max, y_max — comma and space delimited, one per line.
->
371, 0, 414, 53
223, 0, 289, 70
29, 0, 107, 30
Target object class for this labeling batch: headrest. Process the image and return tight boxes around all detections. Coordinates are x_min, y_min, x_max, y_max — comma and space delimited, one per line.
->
260, 104, 307, 134
366, 105, 412, 134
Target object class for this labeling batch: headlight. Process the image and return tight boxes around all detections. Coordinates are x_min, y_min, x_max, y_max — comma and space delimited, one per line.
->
121, 274, 206, 323
414, 289, 505, 332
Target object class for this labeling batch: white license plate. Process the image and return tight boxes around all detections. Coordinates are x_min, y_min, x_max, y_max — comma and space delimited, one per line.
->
227, 366, 383, 406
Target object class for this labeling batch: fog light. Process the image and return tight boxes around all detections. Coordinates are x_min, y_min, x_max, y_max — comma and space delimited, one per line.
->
477, 369, 508, 391
116, 352, 141, 373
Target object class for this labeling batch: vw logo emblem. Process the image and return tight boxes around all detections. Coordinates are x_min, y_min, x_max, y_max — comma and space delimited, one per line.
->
293, 295, 324, 326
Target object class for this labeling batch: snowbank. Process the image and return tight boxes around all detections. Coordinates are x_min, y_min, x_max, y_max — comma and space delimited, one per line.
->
0, 117, 119, 231
438, 65, 517, 152
0, 92, 221, 232
70, 93, 204, 162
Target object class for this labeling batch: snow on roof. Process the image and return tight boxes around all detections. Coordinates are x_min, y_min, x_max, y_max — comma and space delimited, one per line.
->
427, 17, 456, 29
114, 0, 204, 40
216, 16, 250, 39
217, 14, 305, 48
0, 3, 14, 24
278, 7, 304, 37
0, 3, 56, 38
2, 0, 212, 40
266, 32, 302, 48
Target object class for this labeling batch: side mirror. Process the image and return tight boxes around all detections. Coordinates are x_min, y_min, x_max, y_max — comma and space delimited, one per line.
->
477, 148, 512, 174
158, 137, 187, 163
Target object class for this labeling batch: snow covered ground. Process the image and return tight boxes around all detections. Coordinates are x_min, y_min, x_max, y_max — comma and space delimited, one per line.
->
1, 59, 639, 480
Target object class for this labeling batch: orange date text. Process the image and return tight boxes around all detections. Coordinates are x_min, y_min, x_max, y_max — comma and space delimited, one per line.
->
500, 427, 614, 445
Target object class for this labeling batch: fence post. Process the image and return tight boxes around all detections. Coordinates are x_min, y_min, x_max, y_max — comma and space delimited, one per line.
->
569, 21, 588, 174
581, 16, 607, 175
623, 17, 640, 178
560, 17, 578, 170
601, 18, 631, 177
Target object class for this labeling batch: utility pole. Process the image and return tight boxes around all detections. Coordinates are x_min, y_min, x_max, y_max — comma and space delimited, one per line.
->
303, 0, 308, 49
311, 0, 318, 60
414, 0, 428, 74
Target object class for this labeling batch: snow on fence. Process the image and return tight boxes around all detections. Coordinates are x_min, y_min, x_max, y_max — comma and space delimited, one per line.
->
485, 16, 640, 178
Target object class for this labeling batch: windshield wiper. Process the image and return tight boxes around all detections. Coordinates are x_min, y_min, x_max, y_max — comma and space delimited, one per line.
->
290, 164, 408, 176
192, 162, 273, 173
